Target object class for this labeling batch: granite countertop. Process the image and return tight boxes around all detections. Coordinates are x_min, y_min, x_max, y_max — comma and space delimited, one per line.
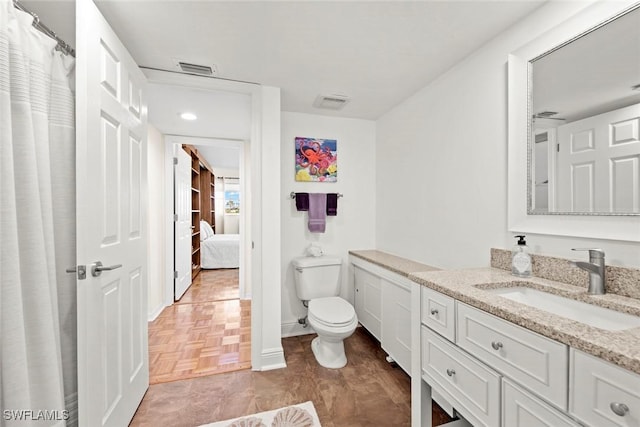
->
349, 250, 440, 277
409, 267, 640, 375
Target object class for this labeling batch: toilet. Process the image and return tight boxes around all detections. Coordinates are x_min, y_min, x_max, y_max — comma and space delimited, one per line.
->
292, 255, 358, 369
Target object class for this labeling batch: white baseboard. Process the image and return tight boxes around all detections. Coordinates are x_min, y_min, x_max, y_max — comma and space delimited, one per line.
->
281, 321, 316, 338
148, 303, 165, 322
258, 347, 287, 371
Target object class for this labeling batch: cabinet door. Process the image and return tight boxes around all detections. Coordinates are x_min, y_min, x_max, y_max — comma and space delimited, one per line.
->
381, 279, 412, 374
570, 349, 640, 427
504, 379, 580, 427
354, 266, 382, 340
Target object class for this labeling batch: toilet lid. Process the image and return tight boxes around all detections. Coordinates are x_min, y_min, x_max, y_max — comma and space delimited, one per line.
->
308, 297, 356, 327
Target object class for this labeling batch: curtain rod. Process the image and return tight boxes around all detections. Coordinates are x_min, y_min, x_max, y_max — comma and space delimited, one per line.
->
13, 0, 75, 57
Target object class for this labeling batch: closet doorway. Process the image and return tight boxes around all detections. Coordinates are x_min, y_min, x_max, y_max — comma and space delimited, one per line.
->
147, 82, 252, 383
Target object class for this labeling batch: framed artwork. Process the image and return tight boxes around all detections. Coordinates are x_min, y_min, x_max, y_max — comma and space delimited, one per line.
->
295, 137, 338, 182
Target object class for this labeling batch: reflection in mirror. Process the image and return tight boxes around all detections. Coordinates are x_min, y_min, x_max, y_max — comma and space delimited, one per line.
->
529, 4, 640, 215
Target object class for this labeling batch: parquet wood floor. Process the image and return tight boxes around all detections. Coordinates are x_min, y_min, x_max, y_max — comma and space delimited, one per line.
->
133, 328, 453, 427
148, 269, 251, 384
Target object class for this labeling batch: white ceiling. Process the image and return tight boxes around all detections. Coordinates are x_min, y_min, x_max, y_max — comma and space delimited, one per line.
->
21, 0, 547, 121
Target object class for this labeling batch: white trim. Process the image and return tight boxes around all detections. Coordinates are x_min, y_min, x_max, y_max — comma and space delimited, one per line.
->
508, 0, 640, 242
258, 347, 287, 371
163, 141, 176, 307
148, 303, 165, 322
281, 321, 316, 338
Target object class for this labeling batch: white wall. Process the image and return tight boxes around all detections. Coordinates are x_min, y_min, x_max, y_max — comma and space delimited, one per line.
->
376, 0, 640, 270
147, 124, 166, 320
281, 112, 377, 336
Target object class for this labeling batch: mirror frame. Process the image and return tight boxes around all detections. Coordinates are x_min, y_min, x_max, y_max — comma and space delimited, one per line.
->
508, 0, 640, 242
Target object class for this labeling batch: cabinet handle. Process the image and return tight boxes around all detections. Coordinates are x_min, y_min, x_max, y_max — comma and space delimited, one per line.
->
610, 402, 629, 417
491, 341, 503, 350
446, 368, 455, 377
430, 308, 439, 315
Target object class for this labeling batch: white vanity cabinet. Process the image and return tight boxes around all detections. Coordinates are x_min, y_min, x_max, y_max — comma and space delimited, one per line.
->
353, 265, 382, 341
381, 277, 412, 374
570, 349, 640, 427
351, 257, 415, 375
418, 286, 601, 427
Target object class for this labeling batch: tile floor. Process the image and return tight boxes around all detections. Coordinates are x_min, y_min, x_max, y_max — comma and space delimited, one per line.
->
138, 268, 453, 426
133, 329, 453, 426
148, 269, 251, 384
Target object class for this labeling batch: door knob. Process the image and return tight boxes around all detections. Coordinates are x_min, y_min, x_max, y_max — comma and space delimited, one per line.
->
91, 261, 123, 277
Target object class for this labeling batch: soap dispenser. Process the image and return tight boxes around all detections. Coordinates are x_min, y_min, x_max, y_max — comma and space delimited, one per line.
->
512, 235, 532, 277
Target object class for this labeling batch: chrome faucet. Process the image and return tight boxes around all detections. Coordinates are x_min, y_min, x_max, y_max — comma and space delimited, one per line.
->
569, 248, 606, 295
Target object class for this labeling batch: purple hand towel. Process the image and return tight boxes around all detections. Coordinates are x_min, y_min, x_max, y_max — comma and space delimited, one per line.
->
295, 192, 309, 211
326, 193, 338, 216
308, 193, 327, 233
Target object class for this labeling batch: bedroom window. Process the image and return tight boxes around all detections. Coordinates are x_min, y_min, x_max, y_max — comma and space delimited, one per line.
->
224, 190, 239, 215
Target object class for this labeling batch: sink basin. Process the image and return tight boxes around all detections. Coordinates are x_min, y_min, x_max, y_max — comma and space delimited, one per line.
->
487, 286, 640, 331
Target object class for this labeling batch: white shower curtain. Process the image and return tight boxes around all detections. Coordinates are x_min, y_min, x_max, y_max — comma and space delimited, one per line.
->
0, 2, 77, 426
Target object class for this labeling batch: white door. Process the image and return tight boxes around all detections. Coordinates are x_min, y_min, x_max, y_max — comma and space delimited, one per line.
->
174, 147, 192, 300
556, 103, 640, 212
75, 0, 149, 425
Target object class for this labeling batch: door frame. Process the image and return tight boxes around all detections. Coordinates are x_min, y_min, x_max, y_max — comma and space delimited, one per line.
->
165, 135, 247, 300
146, 69, 286, 371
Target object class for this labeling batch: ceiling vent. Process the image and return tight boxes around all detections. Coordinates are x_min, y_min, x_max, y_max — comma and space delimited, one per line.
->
313, 94, 350, 110
177, 61, 217, 76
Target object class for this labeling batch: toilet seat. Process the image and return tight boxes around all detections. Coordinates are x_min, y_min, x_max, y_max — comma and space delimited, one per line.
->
308, 297, 356, 328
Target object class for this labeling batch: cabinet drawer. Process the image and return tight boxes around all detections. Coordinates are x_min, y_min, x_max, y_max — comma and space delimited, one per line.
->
421, 286, 456, 342
422, 326, 501, 427
503, 378, 580, 427
456, 302, 568, 410
570, 349, 640, 427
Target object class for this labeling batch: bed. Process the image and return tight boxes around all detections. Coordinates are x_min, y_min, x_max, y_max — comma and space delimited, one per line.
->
200, 221, 240, 269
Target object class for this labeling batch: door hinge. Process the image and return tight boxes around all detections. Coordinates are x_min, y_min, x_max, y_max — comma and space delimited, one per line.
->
252, 241, 255, 249
173, 157, 178, 165
173, 214, 178, 222
174, 271, 178, 279
557, 143, 560, 152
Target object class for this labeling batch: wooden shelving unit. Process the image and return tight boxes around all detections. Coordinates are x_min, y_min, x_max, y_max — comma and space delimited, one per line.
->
182, 144, 216, 279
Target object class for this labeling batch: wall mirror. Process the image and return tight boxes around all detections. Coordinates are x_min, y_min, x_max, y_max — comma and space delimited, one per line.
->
528, 4, 640, 215
508, 0, 640, 242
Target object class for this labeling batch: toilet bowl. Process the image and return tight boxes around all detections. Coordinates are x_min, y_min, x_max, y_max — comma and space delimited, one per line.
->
307, 296, 358, 369
292, 255, 357, 369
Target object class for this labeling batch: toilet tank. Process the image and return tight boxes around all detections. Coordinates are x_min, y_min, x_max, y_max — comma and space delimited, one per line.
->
292, 255, 342, 300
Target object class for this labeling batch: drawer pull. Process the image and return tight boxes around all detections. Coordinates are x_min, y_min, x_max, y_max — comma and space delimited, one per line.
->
446, 368, 456, 377
610, 402, 629, 417
491, 341, 503, 350
431, 308, 439, 316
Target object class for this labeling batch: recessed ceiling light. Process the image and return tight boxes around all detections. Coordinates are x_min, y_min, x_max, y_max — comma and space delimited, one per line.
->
180, 112, 197, 121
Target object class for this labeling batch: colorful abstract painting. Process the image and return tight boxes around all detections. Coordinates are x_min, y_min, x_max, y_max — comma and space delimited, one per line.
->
295, 137, 338, 182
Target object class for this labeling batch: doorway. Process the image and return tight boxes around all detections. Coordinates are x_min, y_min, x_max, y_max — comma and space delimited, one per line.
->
146, 84, 253, 383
